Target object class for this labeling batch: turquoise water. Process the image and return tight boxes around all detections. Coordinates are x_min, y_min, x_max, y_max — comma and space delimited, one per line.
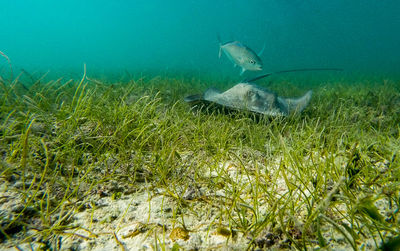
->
1, 0, 400, 79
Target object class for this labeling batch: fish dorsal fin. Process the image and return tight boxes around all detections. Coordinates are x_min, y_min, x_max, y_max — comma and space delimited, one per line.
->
258, 43, 266, 57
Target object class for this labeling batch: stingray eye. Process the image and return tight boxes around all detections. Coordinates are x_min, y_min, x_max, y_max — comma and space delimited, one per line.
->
250, 60, 255, 64
245, 90, 254, 99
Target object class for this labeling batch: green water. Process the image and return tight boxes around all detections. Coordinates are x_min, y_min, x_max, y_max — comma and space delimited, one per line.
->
1, 0, 400, 79
1, 1, 400, 250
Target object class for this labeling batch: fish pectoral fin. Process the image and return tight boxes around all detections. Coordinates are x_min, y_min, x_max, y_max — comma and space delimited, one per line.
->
258, 43, 266, 57
240, 68, 246, 75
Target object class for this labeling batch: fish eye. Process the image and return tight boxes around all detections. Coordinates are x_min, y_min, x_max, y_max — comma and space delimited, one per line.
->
250, 60, 255, 64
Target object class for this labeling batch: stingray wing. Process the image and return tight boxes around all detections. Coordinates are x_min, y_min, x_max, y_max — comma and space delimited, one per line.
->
203, 87, 222, 101
279, 90, 313, 115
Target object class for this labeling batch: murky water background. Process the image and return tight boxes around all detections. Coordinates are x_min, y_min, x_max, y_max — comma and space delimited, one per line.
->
1, 0, 400, 80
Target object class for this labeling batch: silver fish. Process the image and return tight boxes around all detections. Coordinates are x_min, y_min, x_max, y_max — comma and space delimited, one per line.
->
219, 40, 264, 75
185, 82, 312, 117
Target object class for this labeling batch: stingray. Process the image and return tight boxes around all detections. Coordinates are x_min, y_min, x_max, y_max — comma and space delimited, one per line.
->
184, 68, 342, 116
185, 82, 311, 116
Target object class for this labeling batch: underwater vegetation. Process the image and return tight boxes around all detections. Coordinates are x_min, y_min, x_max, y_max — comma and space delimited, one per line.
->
0, 64, 400, 250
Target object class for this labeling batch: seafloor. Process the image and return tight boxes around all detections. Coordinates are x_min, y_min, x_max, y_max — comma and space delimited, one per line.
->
0, 72, 399, 250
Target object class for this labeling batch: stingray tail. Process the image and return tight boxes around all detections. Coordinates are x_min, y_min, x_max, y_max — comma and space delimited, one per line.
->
243, 68, 343, 83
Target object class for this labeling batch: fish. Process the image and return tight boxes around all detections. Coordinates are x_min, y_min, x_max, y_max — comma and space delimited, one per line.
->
184, 82, 312, 117
219, 39, 263, 75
